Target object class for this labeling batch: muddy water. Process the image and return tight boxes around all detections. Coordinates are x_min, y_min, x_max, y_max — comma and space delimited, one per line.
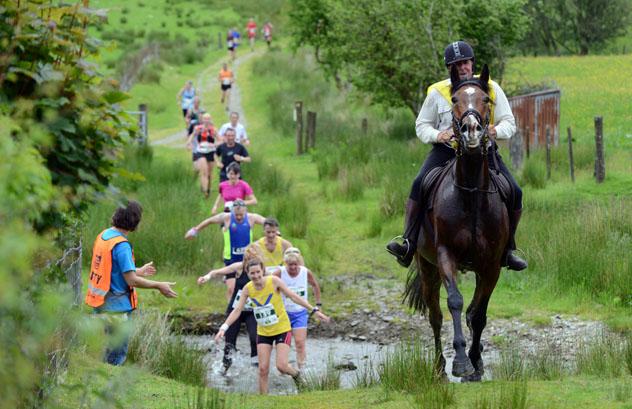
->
187, 335, 385, 394
186, 314, 608, 395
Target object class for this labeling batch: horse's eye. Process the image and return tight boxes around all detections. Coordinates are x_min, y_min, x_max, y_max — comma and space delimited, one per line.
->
451, 96, 458, 104
483, 96, 490, 104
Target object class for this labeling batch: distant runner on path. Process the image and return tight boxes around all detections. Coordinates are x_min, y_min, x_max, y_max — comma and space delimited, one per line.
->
263, 22, 273, 50
186, 113, 217, 198
185, 96, 205, 138
218, 111, 249, 145
246, 18, 257, 51
215, 128, 250, 182
177, 80, 196, 124
218, 63, 234, 109
211, 162, 257, 214
226, 30, 236, 61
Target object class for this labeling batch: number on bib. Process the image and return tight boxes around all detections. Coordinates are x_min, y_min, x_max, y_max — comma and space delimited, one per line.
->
253, 304, 279, 326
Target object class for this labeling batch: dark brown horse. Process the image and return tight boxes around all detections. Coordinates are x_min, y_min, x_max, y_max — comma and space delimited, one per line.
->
404, 64, 509, 382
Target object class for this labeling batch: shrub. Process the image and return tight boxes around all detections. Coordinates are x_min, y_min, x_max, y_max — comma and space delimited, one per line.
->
120, 16, 127, 24
520, 155, 546, 188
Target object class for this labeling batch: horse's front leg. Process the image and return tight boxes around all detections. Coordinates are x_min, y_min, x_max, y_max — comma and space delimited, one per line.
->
437, 246, 474, 377
464, 267, 500, 382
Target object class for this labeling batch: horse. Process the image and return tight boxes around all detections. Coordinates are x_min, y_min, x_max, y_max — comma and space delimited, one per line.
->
404, 64, 510, 382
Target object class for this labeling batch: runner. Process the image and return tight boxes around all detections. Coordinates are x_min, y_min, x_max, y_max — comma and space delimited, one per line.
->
215, 127, 250, 182
231, 27, 241, 56
214, 255, 330, 394
186, 113, 216, 198
185, 96, 204, 138
177, 80, 196, 122
262, 22, 273, 49
218, 111, 250, 145
246, 18, 257, 51
86, 200, 177, 366
218, 63, 234, 108
197, 245, 262, 371
255, 218, 292, 273
273, 248, 322, 369
211, 162, 257, 214
185, 200, 266, 301
226, 30, 236, 61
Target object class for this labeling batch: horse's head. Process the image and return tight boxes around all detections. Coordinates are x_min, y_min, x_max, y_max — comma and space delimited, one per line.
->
450, 64, 491, 153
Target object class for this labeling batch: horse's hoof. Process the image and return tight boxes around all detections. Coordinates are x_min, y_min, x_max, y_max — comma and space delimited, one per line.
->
452, 358, 475, 377
461, 371, 482, 382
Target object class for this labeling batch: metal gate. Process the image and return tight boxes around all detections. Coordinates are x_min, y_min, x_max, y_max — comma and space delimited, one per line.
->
508, 89, 561, 151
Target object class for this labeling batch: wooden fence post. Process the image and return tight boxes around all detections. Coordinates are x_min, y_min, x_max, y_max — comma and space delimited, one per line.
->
306, 111, 317, 149
218, 32, 222, 50
295, 101, 303, 155
509, 128, 524, 170
525, 128, 530, 158
545, 126, 551, 179
361, 118, 368, 135
138, 103, 148, 144
594, 116, 605, 183
567, 127, 575, 183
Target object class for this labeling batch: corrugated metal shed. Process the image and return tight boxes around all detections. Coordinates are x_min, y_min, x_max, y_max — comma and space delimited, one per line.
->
508, 89, 561, 152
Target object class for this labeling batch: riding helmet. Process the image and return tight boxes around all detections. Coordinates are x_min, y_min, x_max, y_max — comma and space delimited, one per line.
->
444, 41, 475, 67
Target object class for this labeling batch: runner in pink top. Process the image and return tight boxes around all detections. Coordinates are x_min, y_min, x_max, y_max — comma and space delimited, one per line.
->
212, 162, 258, 214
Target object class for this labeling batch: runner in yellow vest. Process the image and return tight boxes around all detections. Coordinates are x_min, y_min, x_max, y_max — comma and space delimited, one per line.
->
255, 217, 292, 273
215, 256, 330, 394
386, 41, 527, 271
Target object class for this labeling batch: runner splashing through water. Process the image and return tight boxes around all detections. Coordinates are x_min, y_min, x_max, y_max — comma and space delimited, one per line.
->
215, 256, 330, 394
273, 248, 322, 370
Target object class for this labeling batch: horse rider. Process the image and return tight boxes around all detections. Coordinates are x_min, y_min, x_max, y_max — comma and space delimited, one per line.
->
386, 40, 527, 272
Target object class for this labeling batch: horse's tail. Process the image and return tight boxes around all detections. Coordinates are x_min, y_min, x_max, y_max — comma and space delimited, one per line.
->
402, 255, 427, 314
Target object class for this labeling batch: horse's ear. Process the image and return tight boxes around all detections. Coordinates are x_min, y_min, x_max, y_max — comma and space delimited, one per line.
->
450, 64, 460, 94
480, 64, 490, 93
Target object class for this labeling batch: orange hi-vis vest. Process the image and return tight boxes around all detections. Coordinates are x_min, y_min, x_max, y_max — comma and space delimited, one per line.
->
85, 230, 138, 309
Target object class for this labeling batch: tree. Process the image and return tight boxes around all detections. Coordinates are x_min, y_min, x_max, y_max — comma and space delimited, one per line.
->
0, 2, 135, 407
288, 0, 529, 115
1, 2, 136, 232
520, 0, 631, 55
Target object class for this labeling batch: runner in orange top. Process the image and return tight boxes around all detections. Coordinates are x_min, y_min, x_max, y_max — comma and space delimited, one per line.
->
218, 63, 234, 109
246, 18, 257, 51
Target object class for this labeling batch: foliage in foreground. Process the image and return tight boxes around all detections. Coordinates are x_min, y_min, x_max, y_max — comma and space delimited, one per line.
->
0, 2, 136, 408
128, 311, 207, 386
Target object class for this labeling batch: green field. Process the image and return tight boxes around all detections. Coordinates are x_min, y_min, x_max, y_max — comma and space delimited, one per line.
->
68, 2, 632, 408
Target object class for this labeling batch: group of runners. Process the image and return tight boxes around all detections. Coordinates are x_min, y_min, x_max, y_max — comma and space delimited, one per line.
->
227, 18, 274, 60
186, 212, 328, 393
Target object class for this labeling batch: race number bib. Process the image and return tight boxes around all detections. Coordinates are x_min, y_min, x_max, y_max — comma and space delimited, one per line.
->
232, 289, 254, 311
232, 246, 246, 255
222, 78, 231, 85
253, 304, 279, 326
286, 286, 307, 308
197, 142, 214, 154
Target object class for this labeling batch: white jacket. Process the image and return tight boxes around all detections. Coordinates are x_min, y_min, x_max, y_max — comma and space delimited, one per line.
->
415, 80, 516, 144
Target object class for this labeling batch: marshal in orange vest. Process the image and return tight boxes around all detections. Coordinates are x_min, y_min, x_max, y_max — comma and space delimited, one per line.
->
85, 230, 138, 309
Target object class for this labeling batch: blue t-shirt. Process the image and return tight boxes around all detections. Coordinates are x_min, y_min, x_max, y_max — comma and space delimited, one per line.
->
95, 228, 136, 313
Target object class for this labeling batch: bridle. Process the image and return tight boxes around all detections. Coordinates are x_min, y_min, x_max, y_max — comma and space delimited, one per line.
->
449, 80, 491, 159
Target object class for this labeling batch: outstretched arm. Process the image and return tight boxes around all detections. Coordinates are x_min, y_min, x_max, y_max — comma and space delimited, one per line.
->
198, 262, 243, 285
185, 213, 227, 239
244, 193, 257, 207
274, 276, 330, 322
307, 269, 322, 305
211, 193, 223, 214
214, 286, 249, 341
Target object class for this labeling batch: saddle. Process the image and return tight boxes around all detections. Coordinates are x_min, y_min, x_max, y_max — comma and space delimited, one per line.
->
420, 158, 513, 210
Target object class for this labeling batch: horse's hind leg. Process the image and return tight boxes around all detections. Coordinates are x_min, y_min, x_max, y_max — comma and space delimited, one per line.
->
437, 247, 474, 377
420, 258, 445, 375
463, 268, 500, 382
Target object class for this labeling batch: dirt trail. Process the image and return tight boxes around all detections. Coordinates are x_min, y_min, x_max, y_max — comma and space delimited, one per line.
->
151, 51, 260, 147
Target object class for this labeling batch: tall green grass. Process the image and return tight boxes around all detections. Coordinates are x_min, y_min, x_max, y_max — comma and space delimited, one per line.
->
127, 311, 206, 386
575, 332, 632, 378
301, 352, 341, 392
471, 382, 528, 409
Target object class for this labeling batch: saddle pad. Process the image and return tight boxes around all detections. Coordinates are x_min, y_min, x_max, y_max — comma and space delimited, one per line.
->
490, 171, 511, 205
422, 159, 456, 211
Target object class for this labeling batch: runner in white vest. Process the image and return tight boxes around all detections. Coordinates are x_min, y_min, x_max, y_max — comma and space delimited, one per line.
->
273, 248, 321, 369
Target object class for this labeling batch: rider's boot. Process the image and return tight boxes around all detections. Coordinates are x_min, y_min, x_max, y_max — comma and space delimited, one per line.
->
386, 198, 421, 268
504, 209, 528, 271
